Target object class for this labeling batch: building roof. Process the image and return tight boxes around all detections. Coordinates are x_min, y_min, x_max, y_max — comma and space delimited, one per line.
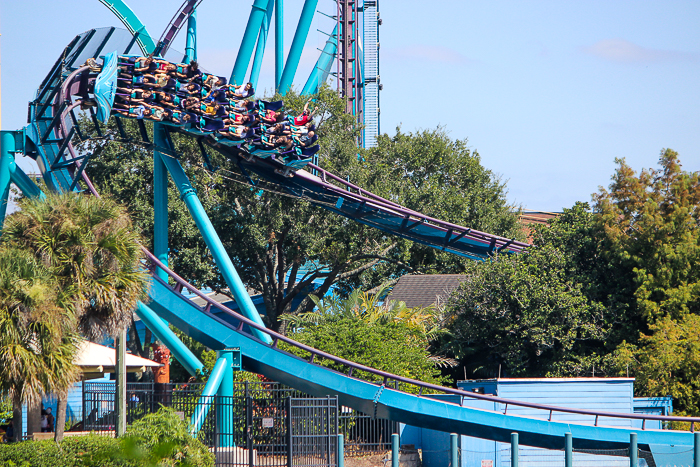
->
386, 274, 467, 308
75, 341, 161, 380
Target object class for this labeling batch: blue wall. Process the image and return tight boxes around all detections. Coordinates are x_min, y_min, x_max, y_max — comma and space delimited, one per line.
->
404, 378, 642, 467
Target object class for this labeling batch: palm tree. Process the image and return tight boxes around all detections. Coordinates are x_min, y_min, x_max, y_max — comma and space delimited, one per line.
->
0, 246, 80, 440
2, 192, 150, 440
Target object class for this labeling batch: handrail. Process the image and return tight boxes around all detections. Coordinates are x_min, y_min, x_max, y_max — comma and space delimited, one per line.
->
142, 250, 700, 429
305, 163, 529, 252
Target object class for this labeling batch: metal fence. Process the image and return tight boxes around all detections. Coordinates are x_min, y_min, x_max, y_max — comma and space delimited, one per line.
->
82, 381, 397, 466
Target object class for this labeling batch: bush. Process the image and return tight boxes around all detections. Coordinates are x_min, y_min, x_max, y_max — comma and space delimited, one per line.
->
121, 407, 214, 467
0, 434, 122, 466
0, 408, 214, 466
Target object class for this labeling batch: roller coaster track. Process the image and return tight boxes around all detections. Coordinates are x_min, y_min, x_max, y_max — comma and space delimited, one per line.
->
19, 28, 700, 460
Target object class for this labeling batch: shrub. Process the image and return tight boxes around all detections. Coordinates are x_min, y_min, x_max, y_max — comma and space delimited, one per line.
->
0, 434, 122, 466
0, 408, 213, 466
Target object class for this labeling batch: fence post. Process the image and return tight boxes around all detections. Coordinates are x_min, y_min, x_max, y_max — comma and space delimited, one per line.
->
287, 397, 293, 467
694, 431, 700, 467
511, 433, 519, 467
338, 433, 345, 467
630, 433, 638, 467
247, 394, 254, 467
565, 432, 573, 467
450, 433, 459, 467
392, 433, 399, 467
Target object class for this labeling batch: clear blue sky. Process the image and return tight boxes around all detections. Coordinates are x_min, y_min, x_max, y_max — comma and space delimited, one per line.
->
1, 1, 698, 211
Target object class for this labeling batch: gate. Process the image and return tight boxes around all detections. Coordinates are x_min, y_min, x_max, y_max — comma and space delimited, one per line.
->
288, 397, 338, 467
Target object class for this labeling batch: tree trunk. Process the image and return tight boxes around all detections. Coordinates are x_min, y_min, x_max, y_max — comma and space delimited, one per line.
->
54, 395, 67, 442
26, 400, 41, 440
11, 401, 22, 442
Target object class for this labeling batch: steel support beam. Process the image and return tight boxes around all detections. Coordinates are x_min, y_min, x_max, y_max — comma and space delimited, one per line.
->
278, 0, 319, 94
275, 0, 284, 89
230, 0, 269, 85
153, 124, 169, 282
0, 131, 15, 226
184, 9, 197, 64
190, 356, 228, 434
156, 143, 271, 344
250, 0, 275, 90
216, 349, 236, 447
302, 24, 338, 95
135, 301, 203, 377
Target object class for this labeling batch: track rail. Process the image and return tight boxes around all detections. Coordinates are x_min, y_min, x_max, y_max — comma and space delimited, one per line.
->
141, 248, 700, 432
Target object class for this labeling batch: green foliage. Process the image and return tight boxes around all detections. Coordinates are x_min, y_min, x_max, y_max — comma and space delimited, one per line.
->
0, 434, 122, 467
2, 192, 150, 340
445, 242, 609, 378
613, 315, 700, 415
0, 394, 11, 423
119, 407, 214, 467
0, 410, 214, 466
594, 149, 700, 325
594, 150, 700, 413
0, 246, 80, 408
283, 289, 449, 388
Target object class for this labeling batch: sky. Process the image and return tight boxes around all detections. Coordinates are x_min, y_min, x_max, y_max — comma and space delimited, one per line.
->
0, 0, 698, 212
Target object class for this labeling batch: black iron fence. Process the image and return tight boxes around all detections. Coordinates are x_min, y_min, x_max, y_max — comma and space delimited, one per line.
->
81, 381, 397, 466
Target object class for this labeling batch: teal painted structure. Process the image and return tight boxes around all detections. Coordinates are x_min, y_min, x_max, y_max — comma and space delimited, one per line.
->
275, 0, 284, 89
277, 0, 319, 94
302, 24, 339, 96
184, 9, 197, 63
249, 0, 275, 90
230, 0, 269, 85
97, 0, 156, 54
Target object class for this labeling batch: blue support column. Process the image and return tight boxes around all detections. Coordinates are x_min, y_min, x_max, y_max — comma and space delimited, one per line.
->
450, 433, 459, 467
9, 163, 45, 201
216, 349, 236, 448
153, 124, 169, 282
694, 431, 700, 467
278, 0, 319, 95
391, 433, 399, 467
135, 301, 203, 376
0, 131, 17, 226
338, 434, 345, 467
565, 432, 573, 467
230, 0, 270, 85
275, 0, 284, 90
156, 148, 271, 344
630, 433, 638, 467
249, 0, 275, 90
184, 9, 197, 64
301, 24, 338, 95
190, 356, 229, 435
511, 433, 519, 467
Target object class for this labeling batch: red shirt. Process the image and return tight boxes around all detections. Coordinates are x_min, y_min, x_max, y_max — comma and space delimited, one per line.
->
294, 113, 311, 126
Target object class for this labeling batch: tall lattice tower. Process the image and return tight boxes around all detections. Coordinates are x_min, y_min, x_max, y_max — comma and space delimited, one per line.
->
336, 1, 380, 148
362, 1, 380, 148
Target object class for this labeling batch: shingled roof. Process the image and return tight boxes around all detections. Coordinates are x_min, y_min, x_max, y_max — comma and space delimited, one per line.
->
386, 274, 467, 308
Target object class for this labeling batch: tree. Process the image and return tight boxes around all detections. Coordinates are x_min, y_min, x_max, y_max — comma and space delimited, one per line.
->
594, 149, 700, 326
614, 315, 700, 415
0, 247, 79, 441
1, 193, 150, 440
83, 87, 523, 332
594, 150, 700, 414
445, 241, 609, 379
